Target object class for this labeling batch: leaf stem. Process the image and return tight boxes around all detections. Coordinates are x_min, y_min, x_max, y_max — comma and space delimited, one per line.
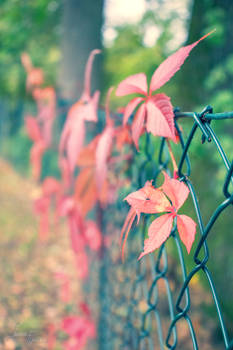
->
166, 139, 178, 176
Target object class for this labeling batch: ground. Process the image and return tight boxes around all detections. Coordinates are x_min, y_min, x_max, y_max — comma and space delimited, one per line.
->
0, 159, 80, 350
0, 158, 227, 350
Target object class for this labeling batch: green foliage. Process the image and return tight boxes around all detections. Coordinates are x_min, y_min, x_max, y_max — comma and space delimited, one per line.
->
0, 0, 232, 328
1, 129, 31, 175
104, 25, 163, 97
0, 0, 61, 99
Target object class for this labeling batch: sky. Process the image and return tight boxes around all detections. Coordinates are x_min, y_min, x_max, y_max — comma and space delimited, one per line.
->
103, 0, 191, 49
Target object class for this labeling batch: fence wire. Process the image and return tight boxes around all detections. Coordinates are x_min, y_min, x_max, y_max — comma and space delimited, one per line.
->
97, 106, 233, 350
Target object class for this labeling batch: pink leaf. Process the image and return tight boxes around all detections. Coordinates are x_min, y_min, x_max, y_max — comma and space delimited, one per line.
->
79, 302, 91, 317
66, 117, 85, 173
59, 92, 99, 175
21, 52, 32, 72
81, 49, 101, 100
139, 213, 173, 259
62, 316, 85, 337
150, 30, 214, 92
68, 214, 86, 254
25, 116, 42, 142
83, 90, 100, 122
132, 103, 146, 150
59, 157, 72, 190
123, 97, 144, 125
105, 86, 114, 126
75, 250, 89, 280
62, 315, 95, 350
42, 177, 60, 196
47, 323, 56, 350
42, 118, 54, 146
58, 196, 74, 217
85, 220, 102, 251
34, 196, 50, 241
146, 97, 174, 140
74, 91, 100, 122
125, 182, 170, 214
27, 68, 44, 90
59, 117, 71, 155
30, 140, 47, 181
120, 208, 137, 246
177, 214, 196, 253
116, 73, 148, 96
162, 172, 189, 210
95, 125, 114, 191
69, 221, 84, 254
120, 208, 137, 261
148, 93, 176, 142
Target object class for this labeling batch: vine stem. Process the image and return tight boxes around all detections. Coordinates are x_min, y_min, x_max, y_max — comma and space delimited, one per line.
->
166, 139, 178, 176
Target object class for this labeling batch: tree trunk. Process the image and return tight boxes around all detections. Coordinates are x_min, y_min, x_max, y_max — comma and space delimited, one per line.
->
177, 0, 233, 109
58, 0, 104, 100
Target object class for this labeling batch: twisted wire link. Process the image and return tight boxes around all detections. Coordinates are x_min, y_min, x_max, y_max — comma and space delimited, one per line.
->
97, 106, 233, 350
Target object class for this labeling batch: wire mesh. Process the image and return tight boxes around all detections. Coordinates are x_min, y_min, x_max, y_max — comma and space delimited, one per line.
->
96, 106, 233, 350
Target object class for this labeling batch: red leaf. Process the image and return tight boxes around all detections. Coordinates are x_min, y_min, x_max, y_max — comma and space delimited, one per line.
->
21, 52, 32, 72
146, 96, 175, 141
80, 91, 100, 122
47, 323, 56, 350
30, 140, 47, 181
66, 117, 86, 173
34, 196, 50, 241
150, 30, 215, 92
177, 214, 196, 253
75, 168, 97, 216
116, 73, 148, 96
115, 125, 132, 151
75, 250, 89, 280
59, 98, 99, 174
62, 314, 96, 350
147, 94, 176, 142
27, 68, 44, 90
25, 116, 42, 142
81, 49, 101, 100
95, 125, 114, 191
85, 220, 102, 251
77, 135, 100, 167
125, 181, 170, 215
42, 177, 60, 196
161, 172, 189, 210
59, 50, 100, 176
33, 87, 56, 146
76, 95, 100, 122
138, 213, 173, 259
59, 157, 72, 190
123, 97, 144, 125
120, 208, 137, 261
132, 103, 146, 149
105, 86, 114, 126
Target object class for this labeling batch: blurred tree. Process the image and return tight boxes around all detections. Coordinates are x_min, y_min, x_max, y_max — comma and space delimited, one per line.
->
0, 0, 61, 99
177, 0, 233, 330
0, 0, 105, 138
178, 0, 233, 111
58, 0, 104, 100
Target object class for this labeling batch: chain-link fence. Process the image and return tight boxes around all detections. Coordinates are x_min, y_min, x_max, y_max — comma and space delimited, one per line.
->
95, 106, 233, 350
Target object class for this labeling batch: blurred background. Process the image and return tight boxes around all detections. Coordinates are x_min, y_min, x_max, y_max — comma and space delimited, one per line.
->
0, 0, 232, 349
